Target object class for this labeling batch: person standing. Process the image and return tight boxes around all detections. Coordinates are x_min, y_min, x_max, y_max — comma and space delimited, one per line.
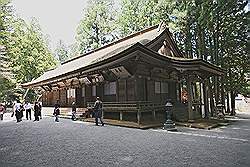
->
0, 103, 5, 120
33, 102, 40, 121
38, 102, 42, 119
93, 97, 104, 126
53, 100, 60, 122
24, 101, 32, 120
71, 101, 77, 121
19, 104, 24, 121
13, 100, 22, 122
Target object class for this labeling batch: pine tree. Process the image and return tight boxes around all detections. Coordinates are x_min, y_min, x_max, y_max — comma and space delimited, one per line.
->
55, 40, 69, 64
76, 0, 118, 54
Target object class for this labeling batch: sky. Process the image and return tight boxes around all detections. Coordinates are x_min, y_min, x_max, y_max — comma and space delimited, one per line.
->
12, 0, 87, 51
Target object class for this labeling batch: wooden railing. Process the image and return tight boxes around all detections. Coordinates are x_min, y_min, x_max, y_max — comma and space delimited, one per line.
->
87, 101, 165, 124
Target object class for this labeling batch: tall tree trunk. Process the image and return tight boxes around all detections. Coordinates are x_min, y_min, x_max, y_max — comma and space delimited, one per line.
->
230, 91, 236, 116
187, 77, 194, 121
184, 16, 192, 59
226, 92, 230, 114
197, 23, 203, 59
214, 76, 219, 106
209, 80, 215, 117
221, 77, 225, 114
214, 4, 220, 106
201, 29, 206, 61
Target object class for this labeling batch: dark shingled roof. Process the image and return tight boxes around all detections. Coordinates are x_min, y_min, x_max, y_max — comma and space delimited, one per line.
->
22, 24, 223, 88
22, 25, 167, 87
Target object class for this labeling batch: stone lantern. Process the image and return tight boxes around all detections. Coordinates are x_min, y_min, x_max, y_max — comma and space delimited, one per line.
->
163, 101, 177, 131
216, 103, 225, 119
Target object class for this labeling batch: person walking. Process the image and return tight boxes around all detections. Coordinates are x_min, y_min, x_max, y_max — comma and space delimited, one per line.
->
93, 97, 104, 126
0, 103, 5, 120
24, 101, 32, 120
33, 102, 40, 121
71, 101, 77, 121
53, 100, 60, 122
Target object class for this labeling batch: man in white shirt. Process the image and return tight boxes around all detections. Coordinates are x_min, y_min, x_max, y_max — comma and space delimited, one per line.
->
24, 101, 32, 120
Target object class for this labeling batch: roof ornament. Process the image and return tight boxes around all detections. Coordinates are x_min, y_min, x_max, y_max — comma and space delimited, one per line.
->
157, 21, 167, 32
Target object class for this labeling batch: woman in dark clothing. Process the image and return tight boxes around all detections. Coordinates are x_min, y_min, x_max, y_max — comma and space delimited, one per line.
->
38, 102, 42, 119
53, 100, 60, 122
19, 104, 24, 121
71, 101, 77, 121
93, 97, 104, 126
34, 102, 40, 121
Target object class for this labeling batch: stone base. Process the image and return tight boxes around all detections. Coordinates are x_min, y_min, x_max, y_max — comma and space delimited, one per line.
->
188, 119, 195, 123
217, 113, 225, 120
163, 120, 177, 131
163, 127, 178, 131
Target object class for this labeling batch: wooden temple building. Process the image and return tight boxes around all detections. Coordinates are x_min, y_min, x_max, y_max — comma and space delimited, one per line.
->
22, 24, 224, 126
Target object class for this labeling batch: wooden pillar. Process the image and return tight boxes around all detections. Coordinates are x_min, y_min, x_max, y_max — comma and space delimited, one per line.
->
137, 110, 141, 124
134, 77, 137, 101
208, 80, 215, 117
83, 86, 86, 107
145, 78, 148, 101
226, 92, 230, 113
120, 111, 123, 121
202, 79, 209, 119
59, 90, 61, 103
221, 76, 226, 109
152, 110, 156, 120
125, 79, 127, 101
186, 76, 194, 121
176, 82, 181, 102
200, 82, 204, 118
116, 80, 119, 102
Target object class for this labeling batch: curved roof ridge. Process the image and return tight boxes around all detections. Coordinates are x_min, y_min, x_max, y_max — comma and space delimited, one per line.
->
62, 25, 159, 65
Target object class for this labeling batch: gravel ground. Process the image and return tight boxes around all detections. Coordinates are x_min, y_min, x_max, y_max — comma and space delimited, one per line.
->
0, 112, 250, 167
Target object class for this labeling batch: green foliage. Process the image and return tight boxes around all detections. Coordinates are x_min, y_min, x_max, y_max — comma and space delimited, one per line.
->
168, 0, 249, 96
117, 0, 176, 36
1, 1, 57, 101
0, 0, 12, 78
214, 0, 248, 94
0, 0, 15, 101
7, 17, 57, 83
76, 0, 118, 54
55, 40, 69, 64
68, 42, 80, 59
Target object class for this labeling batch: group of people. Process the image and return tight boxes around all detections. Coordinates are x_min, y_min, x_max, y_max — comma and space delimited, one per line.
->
53, 97, 104, 126
13, 100, 42, 123
52, 100, 76, 122
2, 97, 104, 126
